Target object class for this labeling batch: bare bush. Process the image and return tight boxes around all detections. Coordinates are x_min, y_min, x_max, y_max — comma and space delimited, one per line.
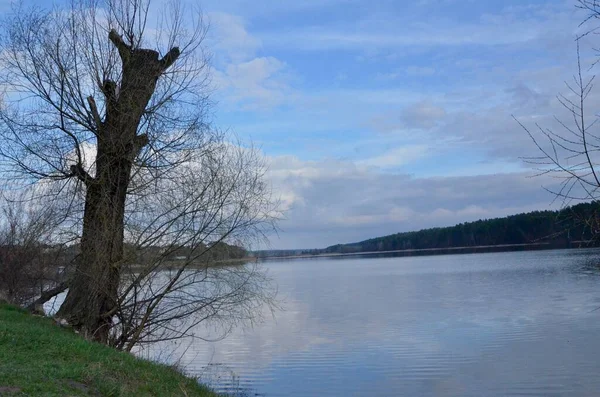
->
0, 191, 67, 306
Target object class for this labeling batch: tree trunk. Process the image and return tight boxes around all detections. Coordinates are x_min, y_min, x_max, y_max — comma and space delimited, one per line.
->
56, 30, 180, 343
56, 149, 131, 342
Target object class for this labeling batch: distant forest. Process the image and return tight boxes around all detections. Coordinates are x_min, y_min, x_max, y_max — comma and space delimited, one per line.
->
257, 201, 600, 258
321, 201, 600, 254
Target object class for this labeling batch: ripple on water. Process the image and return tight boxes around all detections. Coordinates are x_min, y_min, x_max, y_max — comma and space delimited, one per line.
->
152, 250, 600, 396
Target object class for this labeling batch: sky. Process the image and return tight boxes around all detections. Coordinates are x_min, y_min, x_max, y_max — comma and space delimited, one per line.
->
199, 0, 595, 249
2, 0, 598, 249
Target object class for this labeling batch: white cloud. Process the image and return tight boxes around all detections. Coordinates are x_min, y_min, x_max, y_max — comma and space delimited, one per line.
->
358, 145, 429, 169
200, 0, 360, 18
207, 12, 261, 63
208, 12, 291, 110
262, 153, 562, 249
258, 7, 579, 52
213, 56, 290, 109
198, 0, 591, 249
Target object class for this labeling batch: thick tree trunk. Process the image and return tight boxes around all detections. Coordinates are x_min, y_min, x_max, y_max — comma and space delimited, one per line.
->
56, 30, 180, 343
57, 148, 132, 342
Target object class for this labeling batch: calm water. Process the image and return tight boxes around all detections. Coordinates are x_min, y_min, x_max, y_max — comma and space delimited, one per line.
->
145, 249, 600, 396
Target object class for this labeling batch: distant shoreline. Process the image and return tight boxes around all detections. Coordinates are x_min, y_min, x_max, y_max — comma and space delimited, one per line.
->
256, 242, 599, 261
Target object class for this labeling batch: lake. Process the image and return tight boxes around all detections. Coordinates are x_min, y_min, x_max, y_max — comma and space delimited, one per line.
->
136, 249, 600, 395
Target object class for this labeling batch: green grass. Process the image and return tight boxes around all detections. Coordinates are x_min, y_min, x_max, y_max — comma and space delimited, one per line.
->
0, 304, 219, 396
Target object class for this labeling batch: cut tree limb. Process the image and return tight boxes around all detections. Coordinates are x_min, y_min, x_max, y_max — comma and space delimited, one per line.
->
26, 281, 68, 314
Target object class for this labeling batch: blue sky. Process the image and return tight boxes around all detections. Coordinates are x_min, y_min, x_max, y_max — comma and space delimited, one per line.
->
199, 0, 592, 248
2, 0, 596, 248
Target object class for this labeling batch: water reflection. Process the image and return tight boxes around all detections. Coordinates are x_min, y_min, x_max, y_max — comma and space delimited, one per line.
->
83, 249, 600, 395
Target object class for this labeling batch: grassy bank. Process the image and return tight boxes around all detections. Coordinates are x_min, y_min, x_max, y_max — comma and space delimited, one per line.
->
0, 304, 218, 396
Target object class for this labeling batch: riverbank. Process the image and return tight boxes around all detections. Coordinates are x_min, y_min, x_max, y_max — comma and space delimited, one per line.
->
256, 242, 555, 260
0, 304, 218, 396
256, 241, 600, 261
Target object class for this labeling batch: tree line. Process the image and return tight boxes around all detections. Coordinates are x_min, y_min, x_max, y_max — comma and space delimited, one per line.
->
315, 201, 600, 255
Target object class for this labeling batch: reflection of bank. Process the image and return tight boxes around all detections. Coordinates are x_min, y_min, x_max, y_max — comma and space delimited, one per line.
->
199, 363, 255, 397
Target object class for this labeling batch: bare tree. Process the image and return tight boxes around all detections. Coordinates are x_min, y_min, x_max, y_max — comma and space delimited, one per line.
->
0, 189, 69, 306
110, 141, 278, 350
0, 0, 278, 344
516, 42, 600, 204
517, 1, 600, 240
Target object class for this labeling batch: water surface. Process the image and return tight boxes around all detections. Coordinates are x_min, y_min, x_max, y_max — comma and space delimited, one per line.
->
144, 249, 600, 396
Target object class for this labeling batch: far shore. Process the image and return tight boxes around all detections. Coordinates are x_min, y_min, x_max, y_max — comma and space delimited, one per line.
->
255, 242, 600, 261
122, 242, 600, 268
